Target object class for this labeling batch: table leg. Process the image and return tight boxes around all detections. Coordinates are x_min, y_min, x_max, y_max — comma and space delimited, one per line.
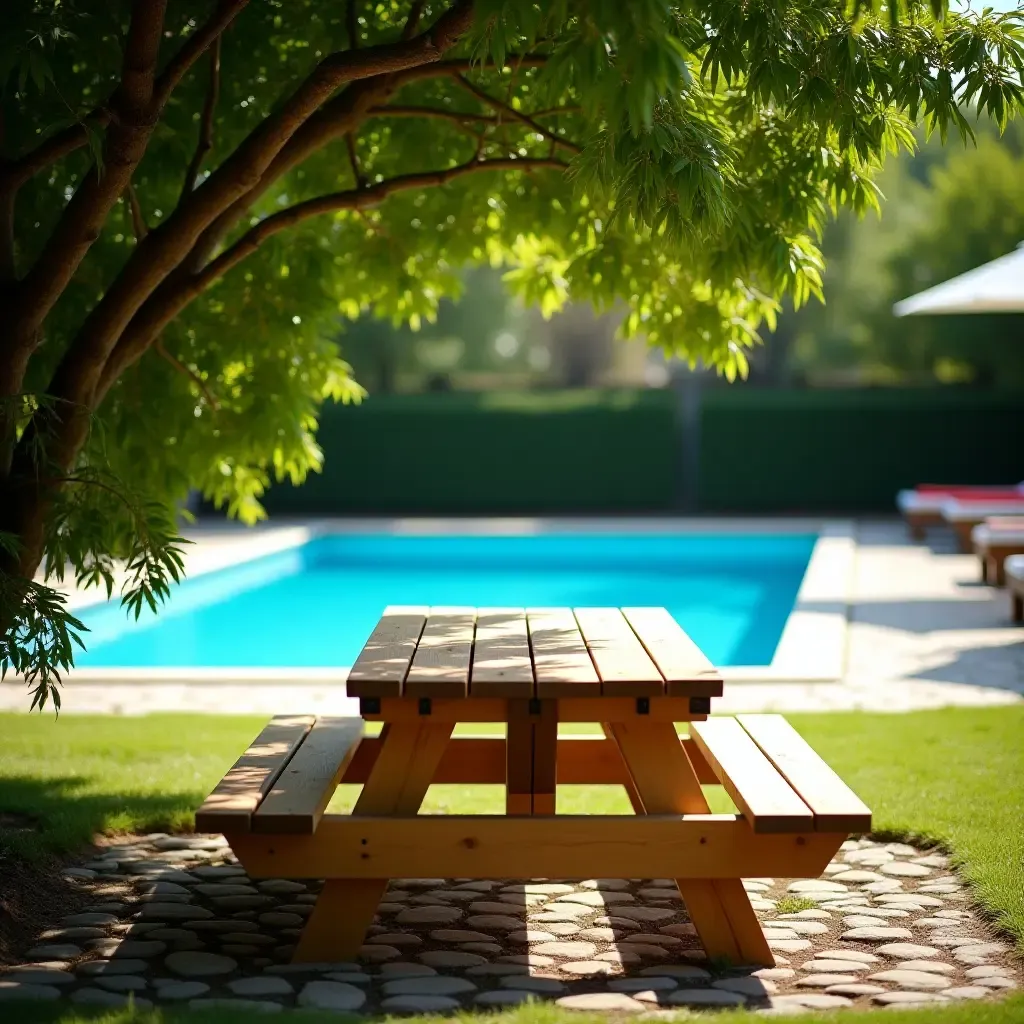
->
507, 701, 534, 815
293, 720, 453, 962
532, 700, 558, 815
606, 720, 773, 966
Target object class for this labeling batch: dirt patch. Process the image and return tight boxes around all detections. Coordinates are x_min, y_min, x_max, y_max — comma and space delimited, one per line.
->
0, 849, 96, 966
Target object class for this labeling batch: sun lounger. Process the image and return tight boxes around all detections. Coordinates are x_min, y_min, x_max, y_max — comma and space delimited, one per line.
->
972, 518, 1024, 585
897, 484, 1024, 539
1006, 555, 1024, 623
941, 500, 1024, 553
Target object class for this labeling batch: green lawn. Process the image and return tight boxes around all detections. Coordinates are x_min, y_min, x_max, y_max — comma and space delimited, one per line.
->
1, 705, 1022, 1023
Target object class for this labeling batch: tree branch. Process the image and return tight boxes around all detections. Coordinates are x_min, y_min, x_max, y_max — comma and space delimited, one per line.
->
153, 340, 220, 410
402, 1, 428, 39
453, 74, 581, 154
96, 155, 567, 398
4, 111, 112, 188
179, 35, 222, 203
345, 133, 365, 188
153, 0, 249, 110
369, 103, 498, 127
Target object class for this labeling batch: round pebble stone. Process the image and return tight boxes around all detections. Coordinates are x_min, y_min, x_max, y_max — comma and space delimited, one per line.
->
0, 969, 76, 986
755, 968, 796, 981
71, 988, 154, 1009
592, 915, 641, 931
954, 942, 1007, 958
641, 965, 711, 981
0, 983, 62, 1002
379, 963, 437, 977
941, 987, 991, 1000
466, 915, 522, 931
762, 928, 800, 940
188, 999, 282, 1014
560, 961, 618, 976
801, 960, 868, 973
257, 879, 306, 894
533, 941, 597, 959
975, 977, 1018, 990
428, 929, 491, 943
557, 992, 647, 1013
297, 981, 367, 1011
769, 939, 813, 953
466, 964, 529, 977
383, 976, 478, 996
64, 913, 118, 927
27, 944, 82, 960
474, 990, 538, 1006
140, 903, 212, 921
881, 862, 933, 877
78, 959, 149, 976
841, 927, 913, 942
798, 974, 865, 989
609, 907, 674, 923
777, 921, 829, 935
508, 930, 558, 943
502, 977, 569, 994
227, 977, 293, 996
815, 949, 880, 964
825, 983, 887, 996
108, 939, 167, 957
165, 951, 238, 977
596, 949, 641, 965
897, 960, 956, 975
966, 966, 1012, 979
461, 942, 502, 955
151, 980, 210, 1000
324, 972, 373, 986
259, 912, 304, 928
778, 910, 831, 920
661, 923, 698, 937
556, 890, 634, 906
95, 976, 148, 993
714, 976, 776, 997
667, 988, 747, 1007
381, 995, 461, 1013
788, 880, 848, 894
771, 994, 854, 1009
872, 991, 946, 1005
394, 906, 462, 925
609, 977, 678, 993
869, 970, 950, 990
417, 950, 486, 968
875, 943, 940, 959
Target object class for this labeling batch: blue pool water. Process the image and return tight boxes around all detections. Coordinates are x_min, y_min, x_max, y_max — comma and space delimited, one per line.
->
74, 532, 816, 668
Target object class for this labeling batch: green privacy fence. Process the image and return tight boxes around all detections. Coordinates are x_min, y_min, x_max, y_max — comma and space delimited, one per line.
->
261, 390, 680, 515
260, 388, 1024, 515
698, 389, 1024, 512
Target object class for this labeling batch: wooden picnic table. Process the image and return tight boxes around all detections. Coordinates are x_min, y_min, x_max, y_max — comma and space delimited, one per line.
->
197, 606, 871, 967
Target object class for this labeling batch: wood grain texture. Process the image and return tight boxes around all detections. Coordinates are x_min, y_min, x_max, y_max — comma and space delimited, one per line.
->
737, 714, 872, 833
232, 815, 842, 881
622, 606, 724, 698
346, 606, 428, 698
253, 717, 364, 834
574, 607, 665, 696
527, 607, 601, 697
471, 608, 534, 697
404, 607, 476, 698
195, 715, 313, 833
690, 718, 815, 835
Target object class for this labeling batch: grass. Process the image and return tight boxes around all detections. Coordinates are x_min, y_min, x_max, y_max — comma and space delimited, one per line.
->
1, 705, 1022, 1022
5, 995, 1024, 1024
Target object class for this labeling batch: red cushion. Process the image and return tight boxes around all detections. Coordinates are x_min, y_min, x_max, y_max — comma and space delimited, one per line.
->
916, 485, 1023, 499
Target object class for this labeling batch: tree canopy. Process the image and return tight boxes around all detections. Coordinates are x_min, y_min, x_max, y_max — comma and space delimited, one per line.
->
2, 0, 1024, 706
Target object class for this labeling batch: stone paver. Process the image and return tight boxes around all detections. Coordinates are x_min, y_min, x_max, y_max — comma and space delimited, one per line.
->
2, 833, 1018, 1016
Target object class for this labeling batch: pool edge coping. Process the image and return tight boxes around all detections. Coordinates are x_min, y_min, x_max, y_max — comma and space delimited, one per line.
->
33, 517, 853, 688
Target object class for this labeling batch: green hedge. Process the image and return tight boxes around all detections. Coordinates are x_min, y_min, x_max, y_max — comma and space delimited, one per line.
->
262, 390, 680, 515
261, 388, 1024, 515
698, 388, 1024, 512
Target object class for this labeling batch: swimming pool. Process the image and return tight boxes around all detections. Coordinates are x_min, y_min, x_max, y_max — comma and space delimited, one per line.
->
73, 531, 816, 670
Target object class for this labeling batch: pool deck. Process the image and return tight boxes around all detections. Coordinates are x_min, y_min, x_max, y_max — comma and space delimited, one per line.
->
3, 518, 1021, 715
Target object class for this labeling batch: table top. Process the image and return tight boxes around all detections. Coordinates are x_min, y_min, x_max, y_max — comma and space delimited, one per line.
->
346, 606, 723, 701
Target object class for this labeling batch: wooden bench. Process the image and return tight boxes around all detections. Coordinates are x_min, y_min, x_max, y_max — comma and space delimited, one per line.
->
197, 606, 870, 968
1007, 555, 1024, 622
972, 519, 1024, 586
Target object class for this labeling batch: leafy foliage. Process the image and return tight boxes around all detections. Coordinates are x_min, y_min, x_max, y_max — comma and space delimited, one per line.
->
2, 0, 1024, 698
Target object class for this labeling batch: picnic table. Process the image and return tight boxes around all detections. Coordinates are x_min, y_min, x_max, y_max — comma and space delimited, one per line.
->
197, 606, 871, 967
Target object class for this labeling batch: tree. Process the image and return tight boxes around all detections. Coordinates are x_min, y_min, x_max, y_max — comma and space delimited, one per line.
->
2, 0, 1023, 707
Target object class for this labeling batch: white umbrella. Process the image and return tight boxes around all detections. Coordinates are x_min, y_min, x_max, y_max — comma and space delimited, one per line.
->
893, 242, 1024, 316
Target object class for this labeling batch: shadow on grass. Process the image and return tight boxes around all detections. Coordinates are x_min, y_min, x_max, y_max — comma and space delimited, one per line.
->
0, 774, 205, 860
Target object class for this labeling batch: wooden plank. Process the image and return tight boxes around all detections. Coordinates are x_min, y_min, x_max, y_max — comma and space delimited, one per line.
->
737, 714, 872, 833
574, 607, 665, 697
293, 720, 452, 962
471, 608, 534, 698
532, 699, 558, 815
690, 718, 814, 834
622, 607, 724, 698
506, 700, 534, 816
362, 696, 704, 723
195, 716, 313, 834
343, 734, 720, 786
253, 718, 364, 834
346, 606, 427, 698
232, 814, 841, 881
404, 607, 476, 698
527, 608, 601, 697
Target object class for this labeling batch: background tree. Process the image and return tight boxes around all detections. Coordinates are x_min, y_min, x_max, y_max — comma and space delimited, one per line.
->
2, 0, 1024, 707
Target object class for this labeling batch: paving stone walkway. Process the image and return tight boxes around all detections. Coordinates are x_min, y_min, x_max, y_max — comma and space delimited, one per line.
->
0, 835, 1018, 1014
